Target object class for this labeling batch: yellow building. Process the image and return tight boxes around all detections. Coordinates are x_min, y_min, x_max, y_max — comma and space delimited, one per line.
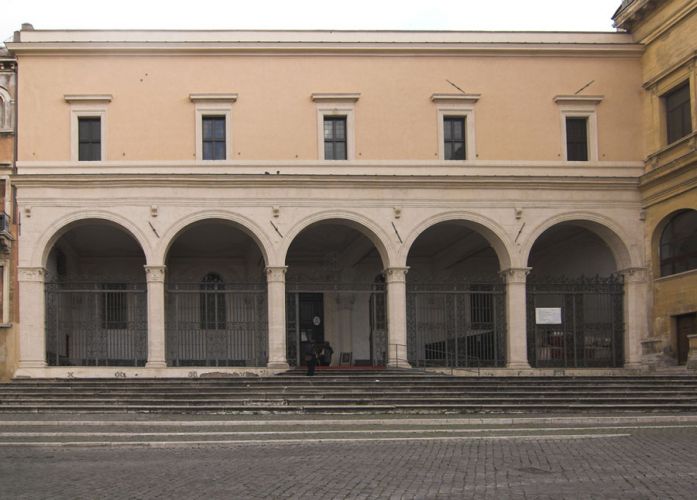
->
614, 0, 697, 368
0, 48, 16, 380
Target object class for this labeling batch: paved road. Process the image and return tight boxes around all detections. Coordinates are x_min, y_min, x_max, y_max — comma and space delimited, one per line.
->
1, 416, 696, 499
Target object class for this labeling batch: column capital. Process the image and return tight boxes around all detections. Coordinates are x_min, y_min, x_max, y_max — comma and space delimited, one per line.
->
383, 267, 409, 283
500, 267, 531, 284
619, 267, 648, 284
18, 267, 46, 283
265, 266, 288, 282
144, 265, 167, 283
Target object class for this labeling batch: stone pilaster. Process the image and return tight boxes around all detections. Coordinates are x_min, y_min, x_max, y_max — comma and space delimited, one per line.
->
144, 265, 167, 368
619, 267, 649, 369
500, 267, 532, 369
266, 266, 289, 369
18, 267, 47, 368
384, 267, 410, 368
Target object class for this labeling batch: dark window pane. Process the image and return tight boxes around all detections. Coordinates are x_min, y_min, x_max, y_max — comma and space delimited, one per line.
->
665, 82, 692, 144
324, 116, 347, 160
78, 117, 101, 161
444, 116, 466, 160
202, 116, 226, 160
566, 117, 588, 161
660, 210, 697, 276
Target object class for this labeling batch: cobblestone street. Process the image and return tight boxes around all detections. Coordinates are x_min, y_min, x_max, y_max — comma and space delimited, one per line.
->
2, 420, 697, 499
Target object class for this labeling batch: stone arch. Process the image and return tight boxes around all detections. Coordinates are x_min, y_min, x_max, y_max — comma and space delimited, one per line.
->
35, 211, 152, 269
157, 210, 274, 267
521, 212, 636, 271
401, 212, 515, 270
281, 211, 395, 269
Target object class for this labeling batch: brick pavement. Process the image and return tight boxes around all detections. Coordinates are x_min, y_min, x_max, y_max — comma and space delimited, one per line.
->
1, 426, 697, 499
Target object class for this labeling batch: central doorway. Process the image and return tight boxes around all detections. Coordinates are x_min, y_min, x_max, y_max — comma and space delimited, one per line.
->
298, 293, 324, 365
284, 220, 387, 367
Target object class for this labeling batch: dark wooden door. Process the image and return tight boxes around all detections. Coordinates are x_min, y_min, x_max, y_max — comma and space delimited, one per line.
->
299, 293, 324, 365
677, 313, 696, 365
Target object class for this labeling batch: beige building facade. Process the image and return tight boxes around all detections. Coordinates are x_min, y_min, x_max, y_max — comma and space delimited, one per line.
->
614, 0, 697, 369
4, 26, 662, 378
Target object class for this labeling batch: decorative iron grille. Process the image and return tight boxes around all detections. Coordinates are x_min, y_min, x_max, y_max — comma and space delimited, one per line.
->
406, 277, 506, 368
526, 275, 624, 368
165, 282, 268, 367
45, 281, 147, 366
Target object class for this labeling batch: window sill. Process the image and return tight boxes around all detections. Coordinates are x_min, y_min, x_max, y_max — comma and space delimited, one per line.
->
646, 131, 697, 171
655, 268, 697, 283
0, 323, 13, 329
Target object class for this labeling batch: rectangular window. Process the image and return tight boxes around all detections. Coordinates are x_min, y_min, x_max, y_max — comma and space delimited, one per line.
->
202, 116, 226, 160
444, 116, 466, 160
566, 117, 588, 161
665, 82, 692, 144
324, 116, 347, 160
78, 117, 101, 161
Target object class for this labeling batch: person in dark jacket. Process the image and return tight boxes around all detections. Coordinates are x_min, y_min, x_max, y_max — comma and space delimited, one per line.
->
319, 342, 334, 367
305, 343, 318, 376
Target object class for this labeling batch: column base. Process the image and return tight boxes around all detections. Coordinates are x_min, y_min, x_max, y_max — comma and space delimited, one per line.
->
623, 361, 646, 370
267, 361, 290, 370
18, 360, 48, 369
505, 361, 531, 369
145, 361, 168, 368
387, 361, 413, 369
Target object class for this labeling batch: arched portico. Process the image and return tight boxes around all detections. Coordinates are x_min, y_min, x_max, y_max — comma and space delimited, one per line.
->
38, 219, 148, 367
404, 218, 516, 369
163, 219, 269, 367
283, 218, 390, 367
524, 218, 638, 368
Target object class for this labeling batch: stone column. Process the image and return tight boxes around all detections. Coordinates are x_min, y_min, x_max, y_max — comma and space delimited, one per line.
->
144, 266, 167, 368
384, 267, 410, 368
500, 267, 531, 369
335, 293, 355, 362
266, 266, 289, 369
619, 267, 649, 369
18, 267, 47, 368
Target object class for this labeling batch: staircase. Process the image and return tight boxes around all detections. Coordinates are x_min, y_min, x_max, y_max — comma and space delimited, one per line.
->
2, 369, 697, 414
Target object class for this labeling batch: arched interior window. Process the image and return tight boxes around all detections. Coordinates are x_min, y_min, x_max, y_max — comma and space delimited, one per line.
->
660, 210, 697, 276
200, 272, 226, 329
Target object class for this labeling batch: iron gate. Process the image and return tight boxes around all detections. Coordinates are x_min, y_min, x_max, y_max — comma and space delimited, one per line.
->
165, 282, 268, 367
285, 282, 386, 367
526, 275, 624, 368
407, 279, 506, 368
45, 282, 147, 366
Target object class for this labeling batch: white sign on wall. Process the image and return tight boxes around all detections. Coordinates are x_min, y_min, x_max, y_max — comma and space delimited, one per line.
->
535, 308, 562, 325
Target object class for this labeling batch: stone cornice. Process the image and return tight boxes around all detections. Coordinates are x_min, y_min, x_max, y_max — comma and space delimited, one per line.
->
311, 93, 360, 103
14, 160, 645, 177
10, 173, 642, 193
553, 95, 604, 105
189, 93, 238, 103
6, 31, 643, 58
64, 94, 113, 103
431, 93, 481, 104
